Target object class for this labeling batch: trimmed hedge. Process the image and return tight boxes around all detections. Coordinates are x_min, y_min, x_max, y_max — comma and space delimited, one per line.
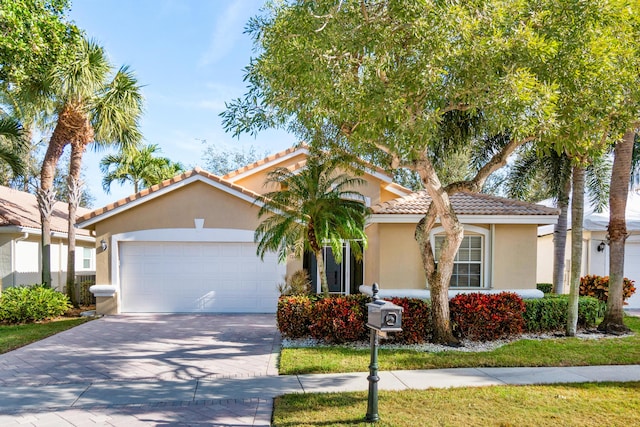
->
276, 292, 605, 344
0, 285, 71, 324
523, 295, 602, 332
536, 283, 553, 294
450, 292, 526, 341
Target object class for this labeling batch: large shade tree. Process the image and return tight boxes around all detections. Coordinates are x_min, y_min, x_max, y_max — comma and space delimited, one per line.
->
255, 152, 368, 295
223, 0, 640, 343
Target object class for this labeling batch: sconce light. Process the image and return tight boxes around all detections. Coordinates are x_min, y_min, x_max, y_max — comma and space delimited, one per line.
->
100, 239, 108, 251
597, 241, 606, 252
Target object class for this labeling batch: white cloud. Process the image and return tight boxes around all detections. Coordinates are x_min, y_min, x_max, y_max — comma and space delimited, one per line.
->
198, 1, 246, 67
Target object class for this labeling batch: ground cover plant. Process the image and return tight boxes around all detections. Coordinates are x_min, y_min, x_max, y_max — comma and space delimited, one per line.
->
272, 382, 640, 426
279, 316, 640, 375
0, 285, 70, 323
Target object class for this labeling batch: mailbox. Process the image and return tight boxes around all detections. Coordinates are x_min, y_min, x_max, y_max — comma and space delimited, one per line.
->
366, 299, 403, 332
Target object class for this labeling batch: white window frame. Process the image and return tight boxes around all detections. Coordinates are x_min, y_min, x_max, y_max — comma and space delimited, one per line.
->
429, 225, 491, 289
82, 247, 93, 270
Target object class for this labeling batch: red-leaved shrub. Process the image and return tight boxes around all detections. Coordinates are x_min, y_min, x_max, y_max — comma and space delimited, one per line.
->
450, 292, 525, 341
277, 296, 313, 338
308, 296, 368, 343
388, 297, 431, 344
579, 275, 636, 303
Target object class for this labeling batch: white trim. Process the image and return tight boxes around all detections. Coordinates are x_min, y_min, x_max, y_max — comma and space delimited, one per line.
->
225, 147, 310, 182
383, 184, 413, 197
371, 214, 558, 225
78, 174, 265, 228
430, 225, 491, 289
359, 285, 544, 300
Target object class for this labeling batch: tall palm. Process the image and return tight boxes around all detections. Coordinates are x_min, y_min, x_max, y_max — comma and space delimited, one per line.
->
506, 147, 610, 294
255, 154, 369, 295
29, 37, 143, 296
100, 144, 184, 194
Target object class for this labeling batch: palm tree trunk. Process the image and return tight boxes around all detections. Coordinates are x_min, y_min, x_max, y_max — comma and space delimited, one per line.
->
315, 248, 329, 296
66, 141, 85, 307
38, 121, 70, 287
567, 164, 585, 336
553, 176, 571, 294
599, 130, 635, 334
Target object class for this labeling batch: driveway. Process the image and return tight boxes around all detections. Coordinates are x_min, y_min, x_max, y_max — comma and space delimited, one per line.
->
0, 314, 283, 426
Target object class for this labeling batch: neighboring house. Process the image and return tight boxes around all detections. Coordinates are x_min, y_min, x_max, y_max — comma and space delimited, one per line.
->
0, 185, 96, 292
79, 145, 559, 315
537, 192, 640, 309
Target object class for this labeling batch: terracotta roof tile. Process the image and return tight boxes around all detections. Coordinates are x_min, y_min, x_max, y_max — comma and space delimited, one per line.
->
77, 167, 266, 223
372, 190, 560, 216
0, 186, 92, 235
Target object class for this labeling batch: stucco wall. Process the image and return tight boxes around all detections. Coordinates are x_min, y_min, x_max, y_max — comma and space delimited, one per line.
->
377, 223, 425, 289
231, 152, 308, 194
93, 181, 264, 284
493, 224, 537, 289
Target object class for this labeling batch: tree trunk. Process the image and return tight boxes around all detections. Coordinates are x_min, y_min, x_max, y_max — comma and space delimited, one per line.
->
553, 176, 571, 294
414, 158, 463, 345
315, 248, 329, 296
599, 130, 635, 334
567, 164, 585, 336
38, 119, 71, 287
66, 141, 85, 307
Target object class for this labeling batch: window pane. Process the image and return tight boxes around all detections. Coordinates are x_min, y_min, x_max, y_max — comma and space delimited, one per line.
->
470, 249, 482, 262
469, 236, 482, 248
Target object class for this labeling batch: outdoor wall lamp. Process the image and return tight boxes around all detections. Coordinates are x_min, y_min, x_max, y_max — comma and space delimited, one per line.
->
100, 239, 108, 251
597, 241, 606, 252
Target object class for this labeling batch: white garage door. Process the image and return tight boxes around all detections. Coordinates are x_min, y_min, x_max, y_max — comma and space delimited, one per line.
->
624, 242, 640, 309
119, 242, 284, 313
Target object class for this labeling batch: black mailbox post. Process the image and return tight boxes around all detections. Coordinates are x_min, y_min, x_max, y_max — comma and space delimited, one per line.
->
365, 283, 403, 423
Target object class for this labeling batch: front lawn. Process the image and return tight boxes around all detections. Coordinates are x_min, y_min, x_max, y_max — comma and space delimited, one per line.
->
279, 316, 640, 375
273, 382, 640, 426
0, 318, 89, 354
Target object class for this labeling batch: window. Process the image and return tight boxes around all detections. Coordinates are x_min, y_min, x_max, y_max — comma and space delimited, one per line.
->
82, 247, 92, 269
434, 235, 484, 288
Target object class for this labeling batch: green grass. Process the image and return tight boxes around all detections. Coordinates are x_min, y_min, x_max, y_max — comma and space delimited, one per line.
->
273, 382, 640, 426
0, 318, 89, 354
279, 316, 640, 375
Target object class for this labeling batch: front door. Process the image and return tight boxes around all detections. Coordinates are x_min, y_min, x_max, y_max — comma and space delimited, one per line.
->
324, 245, 345, 294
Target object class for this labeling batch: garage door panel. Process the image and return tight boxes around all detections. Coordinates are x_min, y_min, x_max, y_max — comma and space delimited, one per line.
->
120, 241, 283, 313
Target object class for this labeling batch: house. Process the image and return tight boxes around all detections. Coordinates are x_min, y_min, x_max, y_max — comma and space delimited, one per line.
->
78, 145, 559, 315
0, 185, 96, 292
537, 192, 640, 309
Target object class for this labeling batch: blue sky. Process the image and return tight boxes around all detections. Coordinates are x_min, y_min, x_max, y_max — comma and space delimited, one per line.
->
68, 0, 296, 208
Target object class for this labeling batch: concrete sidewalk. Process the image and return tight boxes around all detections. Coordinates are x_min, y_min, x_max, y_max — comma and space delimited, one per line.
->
1, 365, 640, 426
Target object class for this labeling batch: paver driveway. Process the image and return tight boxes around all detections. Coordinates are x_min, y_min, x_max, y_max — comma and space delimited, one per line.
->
0, 314, 282, 426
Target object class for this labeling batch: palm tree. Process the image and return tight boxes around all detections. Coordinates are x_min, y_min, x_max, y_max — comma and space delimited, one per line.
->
100, 144, 185, 194
598, 129, 637, 334
23, 37, 143, 298
0, 115, 26, 176
506, 147, 610, 295
255, 153, 369, 295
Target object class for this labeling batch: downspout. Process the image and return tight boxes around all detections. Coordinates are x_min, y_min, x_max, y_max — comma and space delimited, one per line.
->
12, 232, 29, 287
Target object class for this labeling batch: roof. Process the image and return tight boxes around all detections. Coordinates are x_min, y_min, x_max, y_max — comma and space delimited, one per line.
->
223, 145, 307, 181
372, 190, 560, 222
0, 185, 92, 236
77, 167, 265, 227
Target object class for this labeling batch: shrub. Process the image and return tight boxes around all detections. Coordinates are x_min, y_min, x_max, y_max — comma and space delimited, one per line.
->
308, 296, 368, 343
536, 283, 553, 294
579, 274, 636, 303
450, 292, 525, 341
277, 269, 313, 296
388, 297, 431, 344
277, 295, 313, 338
523, 295, 602, 332
0, 285, 71, 324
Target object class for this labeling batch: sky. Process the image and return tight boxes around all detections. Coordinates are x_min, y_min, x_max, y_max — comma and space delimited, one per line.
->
67, 0, 297, 208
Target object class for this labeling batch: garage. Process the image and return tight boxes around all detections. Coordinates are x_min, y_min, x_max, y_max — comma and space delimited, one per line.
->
119, 241, 284, 313
624, 241, 640, 309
